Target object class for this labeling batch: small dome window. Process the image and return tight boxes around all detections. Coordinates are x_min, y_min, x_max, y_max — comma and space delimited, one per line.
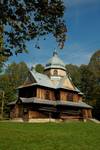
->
53, 69, 58, 76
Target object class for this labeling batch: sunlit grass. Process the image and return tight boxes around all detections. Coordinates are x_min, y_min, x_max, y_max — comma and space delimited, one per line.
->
0, 122, 100, 150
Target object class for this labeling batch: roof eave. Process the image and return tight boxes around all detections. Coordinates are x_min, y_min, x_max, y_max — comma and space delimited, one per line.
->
44, 66, 66, 71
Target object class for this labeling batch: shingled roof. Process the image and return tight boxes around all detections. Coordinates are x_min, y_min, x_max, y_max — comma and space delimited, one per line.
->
30, 70, 53, 88
57, 101, 92, 109
9, 97, 92, 109
44, 52, 66, 71
17, 52, 83, 94
18, 70, 81, 93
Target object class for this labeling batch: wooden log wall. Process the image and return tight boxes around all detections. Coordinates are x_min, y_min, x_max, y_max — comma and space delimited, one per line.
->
10, 104, 21, 118
87, 109, 92, 118
29, 110, 47, 119
78, 95, 83, 101
60, 91, 67, 101
82, 109, 88, 119
60, 91, 79, 102
36, 87, 82, 102
73, 94, 79, 102
36, 87, 55, 100
82, 109, 92, 119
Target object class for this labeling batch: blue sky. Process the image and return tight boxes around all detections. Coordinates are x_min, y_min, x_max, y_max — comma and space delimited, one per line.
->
8, 0, 100, 67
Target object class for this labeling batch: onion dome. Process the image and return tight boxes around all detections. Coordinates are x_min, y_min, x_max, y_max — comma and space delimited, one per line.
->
44, 51, 66, 71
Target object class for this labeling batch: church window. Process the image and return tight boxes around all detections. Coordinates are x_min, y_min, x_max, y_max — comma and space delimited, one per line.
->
67, 93, 73, 101
53, 69, 58, 76
23, 107, 28, 113
45, 90, 50, 99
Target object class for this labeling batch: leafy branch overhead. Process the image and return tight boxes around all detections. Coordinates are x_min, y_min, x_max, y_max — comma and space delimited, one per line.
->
0, 0, 67, 56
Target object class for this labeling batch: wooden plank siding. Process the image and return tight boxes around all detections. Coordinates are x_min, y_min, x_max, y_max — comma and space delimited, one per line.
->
60, 90, 81, 102
60, 91, 67, 101
87, 109, 92, 118
73, 94, 79, 102
29, 110, 47, 119
19, 86, 80, 102
10, 104, 23, 119
82, 109, 92, 119
36, 87, 55, 100
78, 95, 83, 101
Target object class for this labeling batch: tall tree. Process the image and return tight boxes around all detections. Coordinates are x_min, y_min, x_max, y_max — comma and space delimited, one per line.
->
93, 86, 100, 120
88, 50, 100, 120
88, 50, 100, 84
65, 64, 81, 87
79, 65, 96, 104
0, 62, 29, 118
5, 62, 29, 88
0, 25, 8, 67
0, 0, 67, 57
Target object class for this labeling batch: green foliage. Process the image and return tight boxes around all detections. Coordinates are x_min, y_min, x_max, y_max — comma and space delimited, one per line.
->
87, 50, 100, 120
0, 64, 2, 73
93, 86, 100, 120
0, 25, 8, 63
35, 64, 44, 73
5, 62, 29, 88
78, 62, 100, 119
0, 0, 67, 57
65, 51, 100, 120
88, 50, 100, 83
65, 64, 80, 87
79, 65, 96, 102
0, 62, 29, 118
0, 122, 100, 150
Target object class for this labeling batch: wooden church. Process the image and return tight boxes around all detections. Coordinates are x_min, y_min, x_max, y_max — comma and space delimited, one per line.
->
9, 52, 92, 122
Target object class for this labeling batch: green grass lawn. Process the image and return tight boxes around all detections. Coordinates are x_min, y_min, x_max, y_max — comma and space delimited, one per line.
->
0, 122, 100, 150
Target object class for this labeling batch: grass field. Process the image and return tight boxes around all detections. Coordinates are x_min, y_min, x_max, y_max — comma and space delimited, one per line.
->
0, 122, 100, 150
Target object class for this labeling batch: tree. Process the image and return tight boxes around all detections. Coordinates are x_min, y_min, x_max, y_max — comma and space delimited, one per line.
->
88, 50, 100, 120
0, 25, 8, 66
79, 65, 96, 104
65, 64, 81, 87
0, 74, 12, 118
88, 50, 100, 85
5, 62, 29, 88
0, 0, 67, 57
0, 64, 2, 73
93, 86, 100, 120
0, 62, 29, 118
35, 64, 44, 73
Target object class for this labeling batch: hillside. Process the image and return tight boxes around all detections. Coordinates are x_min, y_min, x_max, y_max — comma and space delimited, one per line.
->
0, 122, 100, 150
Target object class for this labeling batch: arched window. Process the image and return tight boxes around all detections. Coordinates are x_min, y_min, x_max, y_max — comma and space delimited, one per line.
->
53, 69, 58, 76
45, 90, 50, 99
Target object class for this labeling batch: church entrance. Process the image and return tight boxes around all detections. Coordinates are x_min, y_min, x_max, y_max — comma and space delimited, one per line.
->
17, 104, 23, 118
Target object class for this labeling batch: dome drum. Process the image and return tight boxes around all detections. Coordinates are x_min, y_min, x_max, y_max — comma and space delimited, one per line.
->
44, 52, 66, 71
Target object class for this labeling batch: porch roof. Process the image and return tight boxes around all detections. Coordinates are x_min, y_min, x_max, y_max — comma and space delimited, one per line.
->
20, 97, 56, 105
19, 97, 92, 109
8, 97, 92, 109
57, 101, 92, 109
